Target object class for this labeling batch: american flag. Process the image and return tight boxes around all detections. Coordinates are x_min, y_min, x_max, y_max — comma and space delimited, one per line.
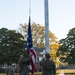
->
26, 17, 37, 74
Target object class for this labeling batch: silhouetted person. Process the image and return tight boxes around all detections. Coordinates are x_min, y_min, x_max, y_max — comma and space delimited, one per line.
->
40, 53, 56, 75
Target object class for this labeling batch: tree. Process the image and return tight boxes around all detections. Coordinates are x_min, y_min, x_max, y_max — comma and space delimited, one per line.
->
19, 23, 59, 47
18, 23, 60, 65
0, 28, 25, 64
19, 23, 45, 48
57, 28, 75, 65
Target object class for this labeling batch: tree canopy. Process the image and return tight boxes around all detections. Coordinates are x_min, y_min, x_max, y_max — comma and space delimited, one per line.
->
0, 28, 25, 64
19, 23, 59, 48
57, 28, 75, 64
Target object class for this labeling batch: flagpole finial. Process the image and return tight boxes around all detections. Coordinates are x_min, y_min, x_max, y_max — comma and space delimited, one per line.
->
29, 0, 31, 17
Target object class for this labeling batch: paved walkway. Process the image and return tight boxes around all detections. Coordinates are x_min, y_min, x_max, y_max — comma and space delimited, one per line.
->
58, 70, 64, 75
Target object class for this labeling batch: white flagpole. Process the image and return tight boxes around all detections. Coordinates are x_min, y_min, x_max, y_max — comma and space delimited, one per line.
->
44, 0, 50, 53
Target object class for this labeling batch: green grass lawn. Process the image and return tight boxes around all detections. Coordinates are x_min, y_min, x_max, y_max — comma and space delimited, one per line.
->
0, 73, 6, 75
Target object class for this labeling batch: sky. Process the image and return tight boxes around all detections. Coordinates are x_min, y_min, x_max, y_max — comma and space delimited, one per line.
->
0, 0, 75, 40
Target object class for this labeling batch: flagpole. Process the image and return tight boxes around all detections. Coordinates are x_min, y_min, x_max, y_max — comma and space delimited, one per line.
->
44, 0, 50, 53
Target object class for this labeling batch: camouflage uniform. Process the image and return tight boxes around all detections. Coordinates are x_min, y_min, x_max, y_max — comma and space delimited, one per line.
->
18, 53, 31, 75
40, 54, 56, 75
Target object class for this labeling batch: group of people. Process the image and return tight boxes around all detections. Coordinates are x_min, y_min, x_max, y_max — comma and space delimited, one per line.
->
18, 52, 56, 75
7, 52, 56, 75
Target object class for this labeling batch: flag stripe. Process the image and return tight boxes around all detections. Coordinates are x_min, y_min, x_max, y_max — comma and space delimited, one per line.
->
26, 17, 37, 74
30, 48, 36, 59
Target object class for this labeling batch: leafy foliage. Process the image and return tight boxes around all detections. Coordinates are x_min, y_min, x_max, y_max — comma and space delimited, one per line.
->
19, 23, 59, 48
0, 28, 25, 64
19, 23, 45, 48
57, 28, 75, 64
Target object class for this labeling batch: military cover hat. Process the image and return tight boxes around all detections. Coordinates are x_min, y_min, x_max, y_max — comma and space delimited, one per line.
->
45, 53, 50, 58
18, 52, 23, 57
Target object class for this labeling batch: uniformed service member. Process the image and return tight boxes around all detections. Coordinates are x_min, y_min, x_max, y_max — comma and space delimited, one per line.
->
40, 53, 56, 75
18, 52, 31, 75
